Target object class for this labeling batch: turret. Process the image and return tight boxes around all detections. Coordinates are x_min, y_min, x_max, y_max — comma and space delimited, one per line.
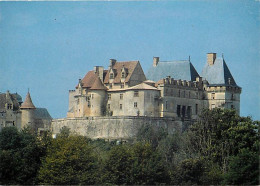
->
20, 91, 36, 129
89, 77, 107, 116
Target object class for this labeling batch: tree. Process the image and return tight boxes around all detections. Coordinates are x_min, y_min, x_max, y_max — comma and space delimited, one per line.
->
131, 143, 170, 185
224, 148, 259, 185
185, 108, 259, 184
101, 144, 134, 185
173, 158, 205, 185
0, 127, 44, 184
37, 135, 98, 185
101, 143, 170, 185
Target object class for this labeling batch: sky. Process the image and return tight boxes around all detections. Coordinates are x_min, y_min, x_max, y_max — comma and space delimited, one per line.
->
0, 0, 259, 120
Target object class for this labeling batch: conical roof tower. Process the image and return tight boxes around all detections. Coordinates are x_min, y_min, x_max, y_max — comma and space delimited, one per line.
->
20, 92, 36, 109
90, 77, 108, 90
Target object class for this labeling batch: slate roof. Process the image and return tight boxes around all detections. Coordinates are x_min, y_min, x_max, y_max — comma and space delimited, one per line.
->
0, 92, 21, 112
20, 92, 36, 109
146, 60, 200, 82
34, 108, 52, 120
104, 61, 139, 84
201, 58, 238, 87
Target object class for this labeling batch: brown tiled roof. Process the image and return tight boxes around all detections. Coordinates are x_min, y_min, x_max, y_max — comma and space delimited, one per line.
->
155, 79, 164, 87
90, 77, 108, 90
79, 70, 107, 90
80, 71, 98, 88
20, 92, 36, 109
104, 61, 139, 84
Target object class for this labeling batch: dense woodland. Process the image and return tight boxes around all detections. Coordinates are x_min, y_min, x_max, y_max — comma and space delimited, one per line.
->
0, 109, 259, 185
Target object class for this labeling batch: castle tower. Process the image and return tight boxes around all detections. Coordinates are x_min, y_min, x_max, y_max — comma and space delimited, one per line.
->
88, 77, 107, 116
201, 53, 241, 114
20, 91, 36, 129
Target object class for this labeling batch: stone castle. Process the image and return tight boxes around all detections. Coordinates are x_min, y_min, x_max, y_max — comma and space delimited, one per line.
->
0, 91, 52, 133
51, 53, 241, 139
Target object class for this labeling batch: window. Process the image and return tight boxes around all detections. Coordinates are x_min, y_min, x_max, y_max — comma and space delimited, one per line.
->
92, 94, 94, 99
121, 84, 124, 89
195, 104, 198, 115
196, 92, 198, 99
211, 104, 215, 109
182, 106, 186, 117
121, 72, 125, 78
165, 89, 168, 96
108, 94, 111, 100
109, 84, 112, 89
231, 105, 234, 109
187, 106, 192, 118
231, 94, 234, 100
134, 91, 139, 97
177, 105, 181, 117
120, 94, 123, 100
183, 91, 185, 98
108, 104, 110, 110
120, 104, 122, 110
165, 101, 168, 110
7, 104, 12, 109
88, 101, 91, 107
134, 102, 138, 108
109, 73, 114, 79
212, 93, 215, 99
178, 90, 181, 97
189, 91, 191, 98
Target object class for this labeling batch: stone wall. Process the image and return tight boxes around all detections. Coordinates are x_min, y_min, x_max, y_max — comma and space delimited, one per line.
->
51, 116, 194, 140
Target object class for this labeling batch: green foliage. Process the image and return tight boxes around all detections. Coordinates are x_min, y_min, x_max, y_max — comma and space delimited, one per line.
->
0, 109, 258, 185
102, 143, 170, 185
186, 109, 258, 171
136, 124, 168, 149
173, 158, 204, 185
102, 144, 133, 184
37, 135, 97, 185
224, 148, 259, 185
0, 127, 45, 185
131, 143, 170, 185
58, 126, 71, 138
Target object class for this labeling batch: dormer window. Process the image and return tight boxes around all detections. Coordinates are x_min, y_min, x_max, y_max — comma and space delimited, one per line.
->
121, 66, 127, 79
121, 72, 125, 78
109, 73, 114, 79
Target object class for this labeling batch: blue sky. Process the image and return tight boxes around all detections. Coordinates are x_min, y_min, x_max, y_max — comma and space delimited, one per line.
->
0, 1, 259, 120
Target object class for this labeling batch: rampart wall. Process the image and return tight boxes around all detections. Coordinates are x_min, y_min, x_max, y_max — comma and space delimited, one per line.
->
51, 116, 194, 140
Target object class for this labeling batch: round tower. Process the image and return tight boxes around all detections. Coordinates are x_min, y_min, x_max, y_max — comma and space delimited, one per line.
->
20, 91, 36, 130
89, 77, 107, 116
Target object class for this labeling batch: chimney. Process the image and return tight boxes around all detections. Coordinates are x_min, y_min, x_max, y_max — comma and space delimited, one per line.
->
207, 53, 216, 65
153, 57, 159, 67
94, 66, 104, 82
109, 59, 116, 68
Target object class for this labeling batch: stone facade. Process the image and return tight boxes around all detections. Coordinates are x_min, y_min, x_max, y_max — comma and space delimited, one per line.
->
52, 53, 241, 139
0, 91, 52, 133
52, 116, 190, 139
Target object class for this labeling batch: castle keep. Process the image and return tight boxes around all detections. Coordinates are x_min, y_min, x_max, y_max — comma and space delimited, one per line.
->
52, 53, 241, 139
